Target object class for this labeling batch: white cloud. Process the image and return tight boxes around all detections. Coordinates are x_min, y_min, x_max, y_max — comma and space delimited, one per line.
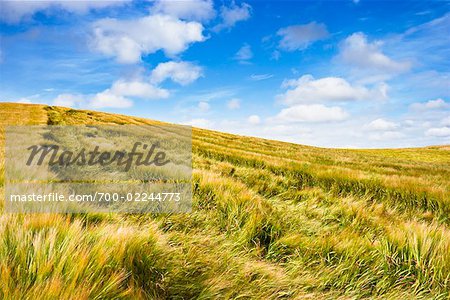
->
152, 61, 202, 85
53, 74, 173, 109
250, 74, 273, 81
248, 115, 261, 125
277, 75, 388, 105
410, 98, 449, 111
151, 0, 215, 22
13, 93, 41, 105
422, 121, 432, 128
90, 90, 133, 108
364, 118, 398, 131
92, 14, 205, 63
198, 101, 210, 112
95, 75, 171, 105
213, 2, 251, 31
53, 91, 133, 109
441, 116, 450, 126
110, 79, 169, 99
234, 44, 253, 63
277, 22, 329, 51
89, 60, 201, 108
338, 32, 411, 74
227, 98, 240, 110
0, 0, 130, 24
53, 93, 85, 107
183, 118, 213, 128
272, 104, 349, 123
425, 127, 450, 137
151, 61, 203, 85
403, 120, 415, 127
369, 131, 404, 141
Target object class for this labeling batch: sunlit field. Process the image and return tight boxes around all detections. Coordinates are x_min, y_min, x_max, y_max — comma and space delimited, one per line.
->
1, 103, 449, 299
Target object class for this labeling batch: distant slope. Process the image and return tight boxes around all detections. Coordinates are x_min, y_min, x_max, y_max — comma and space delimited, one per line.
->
1, 102, 449, 299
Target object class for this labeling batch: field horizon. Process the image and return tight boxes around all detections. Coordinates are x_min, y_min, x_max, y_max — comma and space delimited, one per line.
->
3, 102, 448, 151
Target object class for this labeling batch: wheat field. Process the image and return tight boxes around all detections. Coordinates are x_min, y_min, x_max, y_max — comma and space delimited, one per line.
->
0, 103, 449, 299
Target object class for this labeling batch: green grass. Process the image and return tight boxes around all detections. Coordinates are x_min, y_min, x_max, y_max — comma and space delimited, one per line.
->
0, 103, 449, 299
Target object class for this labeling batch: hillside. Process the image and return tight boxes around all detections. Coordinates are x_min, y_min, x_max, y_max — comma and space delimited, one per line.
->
1, 102, 449, 299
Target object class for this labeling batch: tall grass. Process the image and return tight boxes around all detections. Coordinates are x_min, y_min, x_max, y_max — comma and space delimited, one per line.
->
0, 103, 449, 299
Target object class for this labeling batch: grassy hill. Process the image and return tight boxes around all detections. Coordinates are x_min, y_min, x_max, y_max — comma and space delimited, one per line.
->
1, 102, 449, 299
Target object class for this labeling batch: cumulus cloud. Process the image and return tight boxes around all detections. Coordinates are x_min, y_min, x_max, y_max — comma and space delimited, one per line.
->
338, 32, 411, 74
364, 118, 399, 131
150, 61, 203, 85
53, 91, 132, 109
227, 98, 240, 110
53, 77, 169, 109
272, 104, 349, 123
234, 44, 253, 63
277, 22, 329, 51
150, 0, 215, 22
248, 115, 261, 125
52, 60, 203, 108
90, 90, 133, 108
109, 79, 169, 99
0, 0, 130, 23
91, 14, 205, 63
213, 2, 251, 31
410, 98, 449, 111
277, 74, 388, 105
425, 127, 450, 137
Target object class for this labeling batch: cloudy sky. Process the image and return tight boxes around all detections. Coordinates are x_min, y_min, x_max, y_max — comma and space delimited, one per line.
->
0, 0, 449, 148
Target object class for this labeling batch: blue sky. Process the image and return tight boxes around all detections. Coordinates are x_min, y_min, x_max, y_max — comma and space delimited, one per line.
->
0, 0, 449, 148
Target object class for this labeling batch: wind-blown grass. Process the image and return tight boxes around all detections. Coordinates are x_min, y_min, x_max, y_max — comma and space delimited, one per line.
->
0, 103, 449, 299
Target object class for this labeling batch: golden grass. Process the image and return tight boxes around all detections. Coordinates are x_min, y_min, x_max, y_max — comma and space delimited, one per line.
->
0, 102, 449, 299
